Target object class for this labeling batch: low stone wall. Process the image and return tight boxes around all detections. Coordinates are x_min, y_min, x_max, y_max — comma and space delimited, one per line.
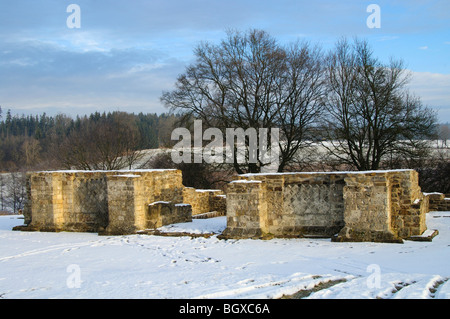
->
147, 202, 192, 229
17, 169, 189, 235
182, 187, 226, 216
221, 170, 429, 242
17, 168, 434, 243
424, 193, 450, 212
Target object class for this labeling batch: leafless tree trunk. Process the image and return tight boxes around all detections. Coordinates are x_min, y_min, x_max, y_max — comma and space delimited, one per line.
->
22, 137, 41, 168
0, 174, 6, 211
4, 172, 26, 213
438, 124, 450, 148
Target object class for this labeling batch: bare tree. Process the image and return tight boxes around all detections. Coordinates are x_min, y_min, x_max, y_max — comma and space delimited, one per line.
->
22, 137, 41, 168
416, 149, 450, 194
322, 38, 437, 171
438, 124, 450, 148
0, 174, 6, 212
4, 172, 26, 213
161, 29, 326, 173
56, 112, 143, 170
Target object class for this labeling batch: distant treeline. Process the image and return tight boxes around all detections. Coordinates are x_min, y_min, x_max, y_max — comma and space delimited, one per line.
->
0, 107, 180, 171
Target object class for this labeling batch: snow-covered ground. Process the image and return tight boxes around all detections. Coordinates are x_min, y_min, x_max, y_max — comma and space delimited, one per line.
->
0, 212, 449, 299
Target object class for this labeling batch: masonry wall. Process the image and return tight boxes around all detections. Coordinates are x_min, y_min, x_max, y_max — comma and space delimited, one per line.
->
19, 169, 189, 235
336, 170, 427, 242
424, 193, 450, 212
19, 168, 432, 243
147, 202, 192, 229
222, 173, 346, 239
104, 174, 145, 235
221, 180, 267, 238
390, 170, 427, 239
23, 171, 110, 232
182, 187, 226, 216
221, 170, 428, 242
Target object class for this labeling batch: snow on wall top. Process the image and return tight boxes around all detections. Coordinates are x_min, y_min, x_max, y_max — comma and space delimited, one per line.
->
239, 169, 414, 177
34, 169, 178, 174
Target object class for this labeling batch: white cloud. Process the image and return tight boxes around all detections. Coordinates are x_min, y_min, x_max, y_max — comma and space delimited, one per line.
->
1, 0, 449, 121
409, 71, 450, 101
408, 71, 450, 122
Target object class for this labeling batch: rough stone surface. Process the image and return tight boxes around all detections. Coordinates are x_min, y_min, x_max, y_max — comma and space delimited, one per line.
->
147, 202, 192, 229
182, 188, 226, 216
424, 193, 450, 212
221, 170, 429, 242
17, 168, 433, 243
17, 170, 190, 235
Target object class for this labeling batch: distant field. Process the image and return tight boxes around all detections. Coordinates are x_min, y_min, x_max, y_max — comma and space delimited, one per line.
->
0, 211, 16, 215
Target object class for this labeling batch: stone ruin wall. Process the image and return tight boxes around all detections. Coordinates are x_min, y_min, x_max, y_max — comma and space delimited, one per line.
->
104, 170, 186, 235
19, 169, 226, 235
424, 192, 450, 212
182, 187, 226, 217
221, 169, 429, 243
18, 168, 435, 243
338, 170, 427, 242
221, 173, 346, 239
22, 170, 114, 233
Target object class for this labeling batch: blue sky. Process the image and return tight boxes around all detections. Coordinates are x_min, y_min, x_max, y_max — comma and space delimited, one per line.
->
0, 0, 449, 122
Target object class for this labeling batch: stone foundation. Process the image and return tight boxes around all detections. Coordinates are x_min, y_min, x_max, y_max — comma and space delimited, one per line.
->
221, 170, 429, 242
16, 168, 434, 243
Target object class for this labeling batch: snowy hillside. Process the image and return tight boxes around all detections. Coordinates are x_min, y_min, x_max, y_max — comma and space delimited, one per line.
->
0, 211, 449, 299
